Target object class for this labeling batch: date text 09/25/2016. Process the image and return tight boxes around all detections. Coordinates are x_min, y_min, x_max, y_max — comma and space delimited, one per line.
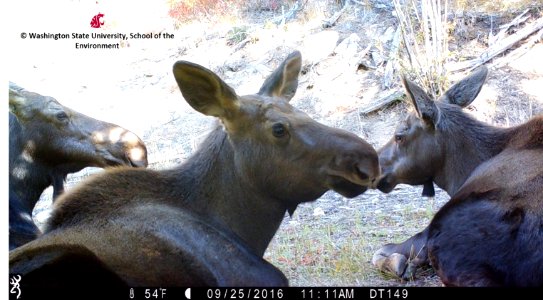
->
200, 288, 408, 300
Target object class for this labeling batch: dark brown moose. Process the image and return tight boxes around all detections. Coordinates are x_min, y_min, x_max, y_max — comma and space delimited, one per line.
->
9, 51, 379, 288
373, 66, 543, 286
9, 83, 148, 250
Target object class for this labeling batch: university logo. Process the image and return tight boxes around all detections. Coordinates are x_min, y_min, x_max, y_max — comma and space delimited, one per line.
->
90, 13, 105, 28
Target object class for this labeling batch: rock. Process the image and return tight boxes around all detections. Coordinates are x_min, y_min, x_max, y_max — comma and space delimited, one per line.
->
313, 207, 325, 217
302, 31, 339, 64
334, 33, 361, 58
380, 26, 396, 44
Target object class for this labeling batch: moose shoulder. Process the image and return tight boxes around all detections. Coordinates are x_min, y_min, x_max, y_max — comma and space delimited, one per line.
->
10, 51, 379, 288
9, 84, 148, 250
373, 66, 543, 286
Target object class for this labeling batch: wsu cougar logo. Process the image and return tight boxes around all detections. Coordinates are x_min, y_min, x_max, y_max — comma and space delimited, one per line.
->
90, 13, 105, 28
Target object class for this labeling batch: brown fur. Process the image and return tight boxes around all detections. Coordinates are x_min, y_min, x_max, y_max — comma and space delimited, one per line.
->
428, 132, 543, 286
9, 83, 148, 250
10, 51, 379, 288
373, 66, 543, 286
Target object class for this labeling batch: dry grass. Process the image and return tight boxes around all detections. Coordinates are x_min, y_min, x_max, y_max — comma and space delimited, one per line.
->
393, 0, 450, 97
452, 0, 541, 15
167, 0, 298, 24
392, 0, 541, 97
264, 188, 446, 286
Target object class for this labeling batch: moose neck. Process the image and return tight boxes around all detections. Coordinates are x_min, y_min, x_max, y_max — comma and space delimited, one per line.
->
433, 107, 510, 195
9, 114, 53, 213
174, 126, 288, 257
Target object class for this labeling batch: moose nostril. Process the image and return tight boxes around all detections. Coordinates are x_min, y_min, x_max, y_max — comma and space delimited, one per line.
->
127, 146, 148, 168
355, 167, 370, 181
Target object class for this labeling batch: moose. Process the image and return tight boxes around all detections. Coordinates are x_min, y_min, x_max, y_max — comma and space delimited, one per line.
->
9, 51, 380, 288
373, 66, 543, 286
9, 83, 148, 250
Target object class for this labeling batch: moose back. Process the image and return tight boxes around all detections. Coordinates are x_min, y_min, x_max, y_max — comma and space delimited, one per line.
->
9, 51, 379, 288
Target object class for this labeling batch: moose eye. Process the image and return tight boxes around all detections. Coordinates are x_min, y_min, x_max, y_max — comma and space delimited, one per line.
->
395, 134, 404, 143
56, 111, 69, 122
272, 123, 288, 138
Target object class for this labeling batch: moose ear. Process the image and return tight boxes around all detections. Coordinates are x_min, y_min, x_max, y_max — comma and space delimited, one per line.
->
402, 76, 439, 126
443, 66, 488, 107
173, 61, 240, 119
258, 51, 302, 102
9, 87, 29, 120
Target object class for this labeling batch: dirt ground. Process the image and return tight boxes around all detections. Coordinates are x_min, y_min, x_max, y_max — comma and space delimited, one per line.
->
11, 0, 543, 287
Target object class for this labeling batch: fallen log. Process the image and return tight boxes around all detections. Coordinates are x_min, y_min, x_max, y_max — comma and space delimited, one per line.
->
447, 16, 543, 72
488, 9, 530, 46
323, 0, 351, 28
359, 89, 404, 115
491, 28, 543, 69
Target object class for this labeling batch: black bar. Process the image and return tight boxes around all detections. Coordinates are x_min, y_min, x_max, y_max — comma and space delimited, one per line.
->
8, 286, 543, 300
